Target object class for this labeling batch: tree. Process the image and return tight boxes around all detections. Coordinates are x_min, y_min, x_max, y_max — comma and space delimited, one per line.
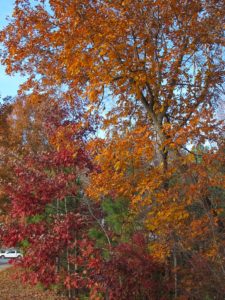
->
0, 94, 65, 221
1, 0, 224, 167
1, 116, 98, 298
0, 0, 225, 298
98, 233, 169, 300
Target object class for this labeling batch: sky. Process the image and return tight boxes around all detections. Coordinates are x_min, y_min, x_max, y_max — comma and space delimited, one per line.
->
0, 0, 25, 99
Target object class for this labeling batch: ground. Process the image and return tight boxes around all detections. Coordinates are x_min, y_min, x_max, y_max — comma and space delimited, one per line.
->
0, 267, 67, 300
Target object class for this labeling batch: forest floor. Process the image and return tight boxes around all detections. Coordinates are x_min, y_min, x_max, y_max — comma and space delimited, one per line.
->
0, 267, 67, 300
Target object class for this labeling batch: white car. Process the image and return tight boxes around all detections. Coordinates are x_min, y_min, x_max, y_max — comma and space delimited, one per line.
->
0, 249, 23, 259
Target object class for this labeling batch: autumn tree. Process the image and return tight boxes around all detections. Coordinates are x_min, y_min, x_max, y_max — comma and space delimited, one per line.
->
0, 0, 225, 298
0, 105, 101, 298
1, 0, 224, 163
0, 94, 64, 221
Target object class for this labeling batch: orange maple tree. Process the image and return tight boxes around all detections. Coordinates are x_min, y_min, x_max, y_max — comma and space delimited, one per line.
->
1, 0, 224, 163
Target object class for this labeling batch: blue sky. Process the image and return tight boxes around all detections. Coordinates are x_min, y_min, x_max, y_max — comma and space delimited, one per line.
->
0, 0, 25, 99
